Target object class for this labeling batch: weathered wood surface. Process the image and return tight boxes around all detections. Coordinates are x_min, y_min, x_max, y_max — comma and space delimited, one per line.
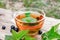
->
0, 8, 60, 40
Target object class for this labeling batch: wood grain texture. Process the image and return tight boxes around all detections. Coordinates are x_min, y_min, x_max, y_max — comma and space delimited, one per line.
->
0, 8, 60, 40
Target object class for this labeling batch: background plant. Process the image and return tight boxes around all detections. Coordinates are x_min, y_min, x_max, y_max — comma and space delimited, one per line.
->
0, 0, 5, 8
22, 0, 60, 19
0, 0, 60, 19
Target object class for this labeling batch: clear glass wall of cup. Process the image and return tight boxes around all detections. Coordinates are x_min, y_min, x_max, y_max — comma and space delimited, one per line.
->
14, 8, 45, 37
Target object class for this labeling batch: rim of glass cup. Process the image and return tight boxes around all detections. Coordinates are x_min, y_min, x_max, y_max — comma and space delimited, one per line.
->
15, 8, 45, 23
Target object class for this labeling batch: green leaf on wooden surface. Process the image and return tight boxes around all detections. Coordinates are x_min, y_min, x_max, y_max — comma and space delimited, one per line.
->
42, 23, 60, 40
24, 35, 36, 40
12, 30, 18, 40
5, 30, 36, 40
17, 30, 29, 40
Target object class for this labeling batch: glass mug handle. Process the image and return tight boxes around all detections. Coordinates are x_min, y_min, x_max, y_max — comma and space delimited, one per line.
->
11, 11, 23, 24
11, 12, 16, 24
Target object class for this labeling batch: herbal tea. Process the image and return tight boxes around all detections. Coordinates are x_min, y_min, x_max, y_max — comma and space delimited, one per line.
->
15, 12, 44, 36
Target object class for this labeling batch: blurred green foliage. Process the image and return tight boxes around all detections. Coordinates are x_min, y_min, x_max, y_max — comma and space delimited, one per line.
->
55, 0, 60, 2
0, 0, 5, 8
0, 0, 60, 19
22, 0, 37, 7
22, 0, 60, 19
46, 7, 60, 19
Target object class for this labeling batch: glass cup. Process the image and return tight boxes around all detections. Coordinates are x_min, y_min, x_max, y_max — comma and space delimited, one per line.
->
14, 8, 45, 37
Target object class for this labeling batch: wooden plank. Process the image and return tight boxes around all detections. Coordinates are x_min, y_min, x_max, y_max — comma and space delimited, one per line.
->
0, 8, 60, 40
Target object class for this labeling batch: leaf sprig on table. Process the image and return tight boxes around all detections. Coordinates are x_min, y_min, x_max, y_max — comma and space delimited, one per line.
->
5, 30, 36, 40
42, 23, 60, 40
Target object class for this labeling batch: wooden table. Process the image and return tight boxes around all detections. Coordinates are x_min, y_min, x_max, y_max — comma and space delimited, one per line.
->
0, 8, 60, 40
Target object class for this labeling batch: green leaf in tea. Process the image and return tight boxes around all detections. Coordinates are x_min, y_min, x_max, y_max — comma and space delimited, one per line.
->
21, 17, 37, 23
25, 12, 31, 17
